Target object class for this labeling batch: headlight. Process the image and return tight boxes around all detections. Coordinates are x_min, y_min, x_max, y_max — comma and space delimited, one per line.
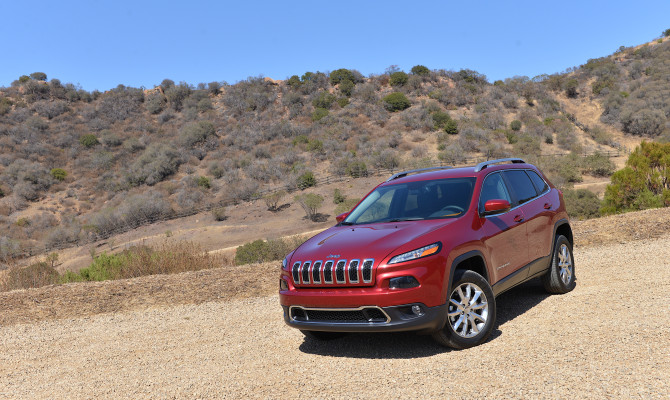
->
388, 242, 441, 264
282, 257, 287, 270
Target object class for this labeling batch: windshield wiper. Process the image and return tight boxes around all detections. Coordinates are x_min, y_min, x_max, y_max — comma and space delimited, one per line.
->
387, 217, 423, 222
340, 221, 355, 226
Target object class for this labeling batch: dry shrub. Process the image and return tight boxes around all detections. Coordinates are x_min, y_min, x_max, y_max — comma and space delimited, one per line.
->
1, 262, 59, 291
118, 241, 226, 278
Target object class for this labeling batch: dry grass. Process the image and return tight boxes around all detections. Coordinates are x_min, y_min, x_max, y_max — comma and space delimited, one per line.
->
1, 240, 231, 292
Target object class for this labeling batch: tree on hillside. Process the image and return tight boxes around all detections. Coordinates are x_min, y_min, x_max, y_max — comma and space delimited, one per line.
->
601, 141, 670, 214
663, 28, 670, 37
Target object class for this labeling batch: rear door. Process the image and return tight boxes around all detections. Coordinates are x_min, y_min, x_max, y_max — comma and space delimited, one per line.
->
478, 172, 529, 285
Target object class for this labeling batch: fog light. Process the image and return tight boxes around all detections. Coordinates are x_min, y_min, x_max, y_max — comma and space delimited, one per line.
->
280, 279, 288, 291
411, 305, 423, 315
389, 276, 419, 289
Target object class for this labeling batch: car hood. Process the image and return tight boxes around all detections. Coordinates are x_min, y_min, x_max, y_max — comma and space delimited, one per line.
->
290, 219, 455, 263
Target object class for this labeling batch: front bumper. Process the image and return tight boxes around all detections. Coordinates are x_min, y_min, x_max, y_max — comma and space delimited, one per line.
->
282, 302, 448, 334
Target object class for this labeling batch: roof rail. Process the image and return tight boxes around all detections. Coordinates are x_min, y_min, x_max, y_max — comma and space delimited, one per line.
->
386, 166, 453, 182
474, 158, 526, 172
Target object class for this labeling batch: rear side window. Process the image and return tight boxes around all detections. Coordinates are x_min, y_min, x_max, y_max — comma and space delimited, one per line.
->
503, 170, 537, 205
479, 172, 511, 211
527, 170, 548, 194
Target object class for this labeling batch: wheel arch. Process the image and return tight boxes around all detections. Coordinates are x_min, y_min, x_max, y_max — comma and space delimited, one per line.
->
445, 250, 489, 302
553, 219, 573, 247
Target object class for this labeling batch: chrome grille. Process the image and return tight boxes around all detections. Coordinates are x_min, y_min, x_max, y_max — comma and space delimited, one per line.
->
301, 261, 311, 284
311, 261, 322, 283
323, 260, 334, 283
348, 260, 359, 283
291, 258, 376, 286
292, 262, 301, 283
335, 260, 346, 283
362, 259, 373, 283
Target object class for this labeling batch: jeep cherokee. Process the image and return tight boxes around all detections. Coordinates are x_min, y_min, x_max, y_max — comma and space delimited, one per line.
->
279, 158, 575, 349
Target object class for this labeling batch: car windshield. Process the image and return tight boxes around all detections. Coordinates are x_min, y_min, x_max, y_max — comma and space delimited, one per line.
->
343, 177, 476, 225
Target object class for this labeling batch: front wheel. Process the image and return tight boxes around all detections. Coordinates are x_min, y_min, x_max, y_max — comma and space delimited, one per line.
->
542, 235, 576, 294
432, 270, 496, 349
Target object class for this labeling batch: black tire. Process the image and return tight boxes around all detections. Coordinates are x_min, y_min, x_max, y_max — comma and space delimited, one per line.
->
300, 330, 347, 341
542, 235, 576, 294
432, 270, 496, 349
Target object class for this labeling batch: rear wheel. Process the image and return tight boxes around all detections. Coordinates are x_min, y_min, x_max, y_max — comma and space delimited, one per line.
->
432, 270, 496, 349
542, 235, 576, 294
300, 330, 347, 341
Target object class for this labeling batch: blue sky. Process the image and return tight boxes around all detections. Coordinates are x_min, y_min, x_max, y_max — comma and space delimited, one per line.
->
1, 0, 668, 91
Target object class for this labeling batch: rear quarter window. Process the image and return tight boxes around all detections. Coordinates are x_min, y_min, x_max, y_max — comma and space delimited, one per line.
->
502, 170, 538, 205
526, 170, 549, 194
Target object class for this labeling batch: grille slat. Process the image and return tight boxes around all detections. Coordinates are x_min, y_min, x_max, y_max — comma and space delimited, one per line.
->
362, 259, 374, 283
312, 261, 322, 284
335, 260, 346, 283
348, 260, 359, 283
323, 261, 334, 283
292, 262, 301, 284
301, 262, 311, 284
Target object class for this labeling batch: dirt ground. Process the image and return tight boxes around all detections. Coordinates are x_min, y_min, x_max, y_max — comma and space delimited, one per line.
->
1, 209, 669, 398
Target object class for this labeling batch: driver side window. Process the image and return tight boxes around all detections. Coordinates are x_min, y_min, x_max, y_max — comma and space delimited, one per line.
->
479, 172, 511, 212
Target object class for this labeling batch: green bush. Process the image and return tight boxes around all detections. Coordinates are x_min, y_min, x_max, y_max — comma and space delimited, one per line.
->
345, 160, 367, 177
581, 153, 615, 177
601, 141, 670, 214
411, 65, 430, 75
333, 188, 345, 204
234, 237, 305, 265
330, 69, 356, 85
296, 171, 316, 189
389, 71, 409, 86
0, 97, 12, 116
295, 193, 324, 221
197, 176, 211, 189
338, 79, 355, 97
444, 119, 459, 135
312, 91, 336, 109
663, 28, 670, 37
287, 75, 302, 88
383, 92, 411, 112
79, 134, 99, 148
50, 168, 67, 181
432, 111, 452, 130
30, 72, 47, 81
18, 75, 30, 83
62, 252, 127, 282
311, 107, 329, 121
337, 97, 350, 107
180, 120, 215, 147
562, 188, 600, 220
510, 120, 522, 131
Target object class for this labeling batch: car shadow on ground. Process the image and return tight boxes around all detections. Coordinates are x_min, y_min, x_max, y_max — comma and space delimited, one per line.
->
298, 278, 551, 359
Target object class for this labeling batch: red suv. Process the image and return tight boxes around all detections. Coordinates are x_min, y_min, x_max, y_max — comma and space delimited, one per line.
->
279, 158, 575, 349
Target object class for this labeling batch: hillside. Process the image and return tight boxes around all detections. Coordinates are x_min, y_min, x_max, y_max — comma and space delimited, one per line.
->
1, 36, 669, 264
1, 207, 669, 398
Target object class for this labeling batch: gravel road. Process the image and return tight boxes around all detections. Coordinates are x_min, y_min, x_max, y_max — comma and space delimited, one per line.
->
2, 236, 670, 399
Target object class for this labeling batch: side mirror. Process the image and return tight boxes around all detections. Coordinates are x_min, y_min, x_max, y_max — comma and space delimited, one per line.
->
336, 212, 349, 223
482, 199, 511, 216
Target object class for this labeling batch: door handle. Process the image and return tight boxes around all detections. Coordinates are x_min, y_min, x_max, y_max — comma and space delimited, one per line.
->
544, 203, 552, 209
513, 215, 524, 222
